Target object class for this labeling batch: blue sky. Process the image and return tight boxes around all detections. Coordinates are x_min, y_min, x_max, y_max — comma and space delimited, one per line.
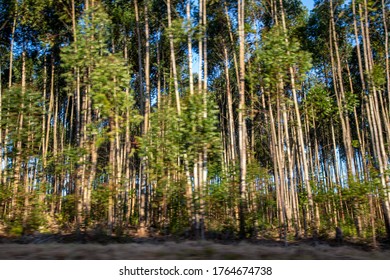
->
302, 0, 314, 11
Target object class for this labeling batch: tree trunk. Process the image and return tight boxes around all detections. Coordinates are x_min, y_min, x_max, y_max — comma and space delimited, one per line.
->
238, 0, 247, 239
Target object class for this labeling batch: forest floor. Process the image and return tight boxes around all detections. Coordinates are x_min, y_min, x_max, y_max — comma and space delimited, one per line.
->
1, 232, 390, 259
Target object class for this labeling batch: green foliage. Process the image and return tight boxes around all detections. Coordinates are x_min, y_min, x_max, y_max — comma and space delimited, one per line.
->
62, 4, 114, 89
24, 196, 49, 232
91, 53, 134, 120
344, 91, 359, 113
139, 93, 222, 232
63, 4, 112, 64
304, 83, 335, 121
168, 18, 187, 45
19, 0, 52, 28
369, 64, 386, 88
61, 3, 140, 137
1, 86, 43, 156
351, 139, 360, 148
9, 224, 23, 237
343, 179, 371, 202
141, 93, 221, 176
0, 0, 389, 243
90, 184, 110, 223
255, 26, 312, 88
59, 194, 77, 226
180, 94, 221, 161
140, 100, 181, 173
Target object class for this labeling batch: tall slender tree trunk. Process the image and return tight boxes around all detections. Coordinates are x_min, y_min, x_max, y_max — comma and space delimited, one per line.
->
8, 3, 17, 89
167, 0, 181, 115
382, 0, 390, 112
359, 0, 390, 238
238, 0, 247, 239
223, 43, 237, 165
279, 0, 317, 236
186, 0, 195, 230
223, 1, 239, 86
187, 1, 194, 97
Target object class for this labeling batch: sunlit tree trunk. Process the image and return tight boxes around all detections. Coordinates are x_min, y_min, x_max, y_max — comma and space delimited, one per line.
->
279, 0, 316, 236
223, 43, 236, 165
359, 0, 390, 238
238, 0, 247, 239
167, 0, 181, 115
186, 0, 195, 230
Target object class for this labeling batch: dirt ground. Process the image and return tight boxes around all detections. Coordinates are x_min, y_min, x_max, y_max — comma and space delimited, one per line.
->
1, 235, 390, 259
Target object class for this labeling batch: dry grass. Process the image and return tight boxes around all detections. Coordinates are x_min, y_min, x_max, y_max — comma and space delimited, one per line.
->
1, 240, 390, 260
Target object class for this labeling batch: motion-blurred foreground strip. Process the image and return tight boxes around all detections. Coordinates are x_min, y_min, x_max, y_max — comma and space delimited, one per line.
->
1, 234, 390, 259
0, 241, 389, 260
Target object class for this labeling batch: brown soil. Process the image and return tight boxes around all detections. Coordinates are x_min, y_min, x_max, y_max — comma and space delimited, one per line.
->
0, 234, 389, 259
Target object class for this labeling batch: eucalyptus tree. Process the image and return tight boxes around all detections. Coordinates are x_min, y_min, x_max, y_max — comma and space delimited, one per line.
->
62, 2, 140, 230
